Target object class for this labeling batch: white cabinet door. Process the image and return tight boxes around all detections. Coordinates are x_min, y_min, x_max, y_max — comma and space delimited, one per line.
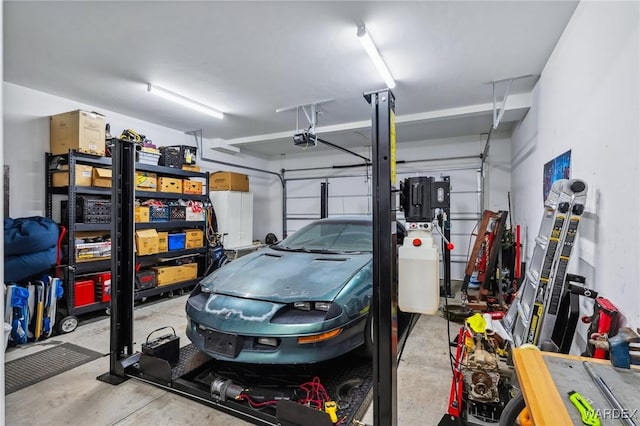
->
211, 191, 253, 249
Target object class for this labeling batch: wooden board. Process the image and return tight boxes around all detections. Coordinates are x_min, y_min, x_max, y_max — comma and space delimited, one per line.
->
514, 349, 640, 425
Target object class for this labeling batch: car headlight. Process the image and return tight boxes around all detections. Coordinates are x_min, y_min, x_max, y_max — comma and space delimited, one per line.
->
271, 302, 342, 324
293, 301, 332, 312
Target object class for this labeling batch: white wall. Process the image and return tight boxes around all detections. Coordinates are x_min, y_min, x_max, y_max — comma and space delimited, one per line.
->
511, 1, 640, 333
2, 82, 275, 241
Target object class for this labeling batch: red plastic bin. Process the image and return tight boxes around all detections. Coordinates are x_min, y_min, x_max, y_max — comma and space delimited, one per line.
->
74, 279, 95, 307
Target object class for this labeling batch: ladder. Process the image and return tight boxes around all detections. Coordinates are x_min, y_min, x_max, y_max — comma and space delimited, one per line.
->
502, 179, 588, 347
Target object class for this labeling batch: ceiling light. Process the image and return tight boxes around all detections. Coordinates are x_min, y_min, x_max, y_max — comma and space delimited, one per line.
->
357, 24, 396, 89
147, 84, 224, 119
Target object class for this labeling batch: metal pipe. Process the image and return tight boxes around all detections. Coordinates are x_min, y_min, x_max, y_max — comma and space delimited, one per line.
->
316, 137, 371, 164
281, 169, 287, 238
320, 182, 328, 218
283, 154, 481, 173
398, 154, 481, 164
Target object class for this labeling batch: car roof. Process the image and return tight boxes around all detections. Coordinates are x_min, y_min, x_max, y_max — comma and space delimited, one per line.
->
317, 215, 372, 224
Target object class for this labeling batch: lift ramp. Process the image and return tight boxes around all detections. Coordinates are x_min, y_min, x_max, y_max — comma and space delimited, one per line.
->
125, 312, 418, 425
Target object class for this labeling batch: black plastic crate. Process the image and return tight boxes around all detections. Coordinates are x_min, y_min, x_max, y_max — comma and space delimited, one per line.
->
161, 145, 198, 167
159, 146, 183, 168
169, 206, 186, 221
61, 197, 112, 224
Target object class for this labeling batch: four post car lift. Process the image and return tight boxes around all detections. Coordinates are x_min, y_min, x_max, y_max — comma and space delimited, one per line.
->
98, 88, 408, 426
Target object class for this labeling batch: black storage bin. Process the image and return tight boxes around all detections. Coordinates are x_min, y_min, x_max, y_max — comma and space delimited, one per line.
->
160, 145, 198, 167
159, 146, 183, 168
62, 197, 112, 224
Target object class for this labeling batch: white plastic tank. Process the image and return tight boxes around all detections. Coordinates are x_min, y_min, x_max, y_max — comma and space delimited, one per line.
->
398, 224, 440, 315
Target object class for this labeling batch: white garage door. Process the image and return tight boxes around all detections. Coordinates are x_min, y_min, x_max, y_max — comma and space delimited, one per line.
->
283, 159, 483, 280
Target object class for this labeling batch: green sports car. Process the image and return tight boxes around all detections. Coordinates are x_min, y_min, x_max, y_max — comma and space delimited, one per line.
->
186, 216, 401, 364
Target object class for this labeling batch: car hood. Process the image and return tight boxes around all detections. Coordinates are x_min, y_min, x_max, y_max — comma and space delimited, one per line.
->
201, 247, 371, 303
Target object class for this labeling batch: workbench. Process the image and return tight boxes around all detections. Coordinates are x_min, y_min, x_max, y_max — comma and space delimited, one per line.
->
513, 349, 640, 425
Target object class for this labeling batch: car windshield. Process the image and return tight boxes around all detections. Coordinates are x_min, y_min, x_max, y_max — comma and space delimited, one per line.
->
275, 220, 372, 253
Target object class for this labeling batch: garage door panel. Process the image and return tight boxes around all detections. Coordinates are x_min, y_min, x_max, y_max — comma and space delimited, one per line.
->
326, 176, 370, 196
328, 196, 370, 216
286, 179, 320, 198
287, 198, 320, 216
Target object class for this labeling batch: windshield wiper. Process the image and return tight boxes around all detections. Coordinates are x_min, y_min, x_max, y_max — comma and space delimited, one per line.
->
271, 245, 310, 253
306, 248, 342, 254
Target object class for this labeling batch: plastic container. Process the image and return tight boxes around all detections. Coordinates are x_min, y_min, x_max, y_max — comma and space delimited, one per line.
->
4, 322, 12, 350
398, 229, 440, 315
149, 205, 169, 222
168, 233, 186, 251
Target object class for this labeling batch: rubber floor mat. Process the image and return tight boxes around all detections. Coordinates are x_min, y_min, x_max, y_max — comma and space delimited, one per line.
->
5, 342, 103, 395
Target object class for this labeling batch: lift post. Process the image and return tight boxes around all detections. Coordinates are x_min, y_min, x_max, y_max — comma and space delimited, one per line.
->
365, 88, 398, 426
98, 138, 137, 384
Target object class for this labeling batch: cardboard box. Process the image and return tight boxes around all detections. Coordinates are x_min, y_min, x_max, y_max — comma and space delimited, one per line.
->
182, 165, 201, 172
209, 171, 249, 192
153, 266, 178, 286
153, 263, 198, 287
50, 110, 106, 156
135, 229, 159, 256
183, 179, 203, 195
176, 263, 198, 281
184, 229, 204, 249
52, 164, 93, 187
157, 232, 169, 252
136, 171, 157, 191
76, 241, 111, 262
135, 206, 150, 223
92, 168, 112, 188
158, 177, 183, 193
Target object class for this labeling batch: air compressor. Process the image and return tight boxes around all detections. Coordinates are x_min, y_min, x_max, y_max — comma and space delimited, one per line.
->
398, 176, 452, 315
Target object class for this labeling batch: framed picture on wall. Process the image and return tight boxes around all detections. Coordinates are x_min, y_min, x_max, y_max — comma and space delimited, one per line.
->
543, 149, 571, 202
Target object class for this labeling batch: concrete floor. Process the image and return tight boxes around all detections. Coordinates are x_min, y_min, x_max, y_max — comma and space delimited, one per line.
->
5, 294, 455, 425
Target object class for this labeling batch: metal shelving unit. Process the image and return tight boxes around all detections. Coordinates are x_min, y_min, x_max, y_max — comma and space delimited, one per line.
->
45, 149, 211, 332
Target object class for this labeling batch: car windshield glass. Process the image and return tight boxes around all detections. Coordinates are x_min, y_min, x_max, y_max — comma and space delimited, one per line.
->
276, 221, 372, 253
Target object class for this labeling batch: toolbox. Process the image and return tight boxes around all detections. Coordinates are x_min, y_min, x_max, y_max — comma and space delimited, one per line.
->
74, 279, 95, 307
141, 326, 180, 367
94, 272, 111, 303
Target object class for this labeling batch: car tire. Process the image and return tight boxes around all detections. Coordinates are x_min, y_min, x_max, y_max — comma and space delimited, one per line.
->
498, 391, 526, 426
360, 313, 374, 359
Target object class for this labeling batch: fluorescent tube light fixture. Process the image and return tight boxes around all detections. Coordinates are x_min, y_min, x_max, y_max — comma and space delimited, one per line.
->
147, 84, 224, 119
357, 24, 396, 89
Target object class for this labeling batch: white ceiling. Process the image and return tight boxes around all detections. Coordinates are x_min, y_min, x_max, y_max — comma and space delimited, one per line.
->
4, 1, 578, 158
